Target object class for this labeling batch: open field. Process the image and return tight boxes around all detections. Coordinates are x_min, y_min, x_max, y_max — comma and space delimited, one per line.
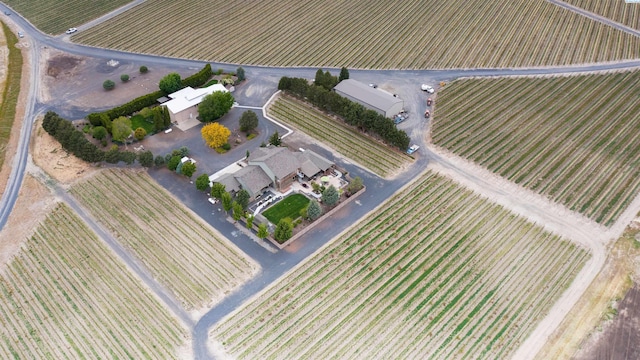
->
0, 22, 22, 174
566, 0, 640, 30
70, 169, 259, 311
210, 170, 589, 359
2, 0, 132, 35
0, 203, 188, 358
538, 229, 640, 359
262, 193, 310, 224
72, 0, 640, 69
432, 71, 640, 226
268, 96, 411, 178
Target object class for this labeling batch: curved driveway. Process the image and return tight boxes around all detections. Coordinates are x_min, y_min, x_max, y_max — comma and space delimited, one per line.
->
1, 2, 639, 359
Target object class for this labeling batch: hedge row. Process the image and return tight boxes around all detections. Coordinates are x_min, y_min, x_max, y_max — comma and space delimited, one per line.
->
87, 64, 213, 126
42, 111, 105, 163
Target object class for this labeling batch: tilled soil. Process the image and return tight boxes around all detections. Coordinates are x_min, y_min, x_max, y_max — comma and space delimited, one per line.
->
575, 285, 640, 360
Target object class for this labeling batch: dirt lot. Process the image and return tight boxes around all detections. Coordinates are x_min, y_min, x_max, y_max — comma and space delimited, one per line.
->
39, 47, 195, 118
0, 173, 56, 273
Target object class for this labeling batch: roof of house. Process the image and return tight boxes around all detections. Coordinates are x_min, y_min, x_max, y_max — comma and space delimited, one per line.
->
215, 172, 242, 194
297, 150, 334, 177
249, 147, 300, 180
164, 84, 228, 115
234, 165, 273, 196
333, 79, 403, 113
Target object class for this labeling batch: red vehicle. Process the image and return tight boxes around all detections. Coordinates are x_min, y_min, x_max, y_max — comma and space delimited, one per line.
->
427, 98, 433, 106
424, 110, 430, 118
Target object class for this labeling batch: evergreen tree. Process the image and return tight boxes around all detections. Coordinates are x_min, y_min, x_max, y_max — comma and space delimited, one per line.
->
306, 200, 323, 220
339, 67, 349, 81
274, 218, 293, 242
322, 185, 340, 206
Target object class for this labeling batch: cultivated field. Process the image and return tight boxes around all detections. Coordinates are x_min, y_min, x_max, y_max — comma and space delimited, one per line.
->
268, 96, 411, 178
72, 0, 640, 68
70, 169, 259, 311
2, 0, 132, 34
210, 170, 589, 359
0, 203, 188, 358
566, 0, 640, 30
432, 71, 640, 226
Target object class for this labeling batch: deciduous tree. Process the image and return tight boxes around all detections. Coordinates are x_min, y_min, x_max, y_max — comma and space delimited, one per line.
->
181, 161, 196, 178
159, 72, 182, 93
221, 192, 233, 212
201, 122, 231, 148
198, 91, 234, 122
167, 155, 181, 171
111, 116, 132, 142
239, 111, 258, 133
195, 174, 210, 191
274, 218, 293, 242
154, 155, 165, 167
211, 183, 226, 199
232, 202, 244, 222
257, 223, 269, 239
346, 176, 364, 195
246, 214, 254, 229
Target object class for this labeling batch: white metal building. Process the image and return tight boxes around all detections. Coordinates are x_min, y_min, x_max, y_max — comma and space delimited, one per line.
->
333, 79, 404, 118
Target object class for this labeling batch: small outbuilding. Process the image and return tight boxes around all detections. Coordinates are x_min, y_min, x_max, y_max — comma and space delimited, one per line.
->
164, 84, 228, 127
333, 79, 404, 118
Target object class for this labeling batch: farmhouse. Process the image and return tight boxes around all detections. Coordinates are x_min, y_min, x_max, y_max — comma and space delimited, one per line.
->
214, 147, 335, 199
164, 84, 228, 127
333, 79, 404, 118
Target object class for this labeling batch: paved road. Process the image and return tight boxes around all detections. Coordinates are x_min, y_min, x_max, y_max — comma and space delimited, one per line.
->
1, 1, 639, 359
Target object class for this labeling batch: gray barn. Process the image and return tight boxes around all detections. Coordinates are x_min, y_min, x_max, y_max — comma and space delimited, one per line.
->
334, 79, 404, 118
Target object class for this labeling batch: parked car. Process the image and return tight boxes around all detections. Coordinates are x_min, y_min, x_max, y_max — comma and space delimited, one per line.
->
4, 11, 10, 16
421, 84, 435, 93
17, 31, 23, 38
368, 83, 378, 88
407, 144, 420, 155
65, 27, 78, 34
208, 198, 218, 205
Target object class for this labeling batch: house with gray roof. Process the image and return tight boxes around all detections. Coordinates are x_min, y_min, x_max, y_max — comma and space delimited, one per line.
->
333, 79, 404, 118
212, 147, 335, 200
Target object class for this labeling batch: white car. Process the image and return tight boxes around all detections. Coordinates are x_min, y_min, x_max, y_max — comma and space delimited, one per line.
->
407, 144, 420, 155
208, 198, 218, 205
65, 28, 78, 34
421, 84, 435, 93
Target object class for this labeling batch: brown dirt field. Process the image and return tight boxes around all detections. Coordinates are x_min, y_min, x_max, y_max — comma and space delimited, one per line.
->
537, 224, 640, 360
0, 174, 57, 273
30, 117, 97, 186
574, 285, 640, 360
39, 47, 193, 114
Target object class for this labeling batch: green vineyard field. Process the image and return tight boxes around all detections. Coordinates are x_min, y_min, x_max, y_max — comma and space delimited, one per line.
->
72, 0, 640, 69
70, 169, 259, 310
211, 170, 589, 359
268, 96, 411, 178
432, 71, 640, 226
0, 203, 187, 358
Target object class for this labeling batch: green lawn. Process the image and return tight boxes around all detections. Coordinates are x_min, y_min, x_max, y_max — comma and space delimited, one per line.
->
262, 194, 310, 224
130, 114, 155, 134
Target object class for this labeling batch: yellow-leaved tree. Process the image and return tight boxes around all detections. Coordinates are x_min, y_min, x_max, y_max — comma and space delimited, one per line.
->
201, 122, 231, 148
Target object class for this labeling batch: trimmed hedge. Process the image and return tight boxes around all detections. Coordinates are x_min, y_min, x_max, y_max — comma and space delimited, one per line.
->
42, 111, 104, 163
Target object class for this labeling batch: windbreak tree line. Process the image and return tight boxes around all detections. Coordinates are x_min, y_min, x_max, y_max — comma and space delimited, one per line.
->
42, 111, 155, 166
278, 75, 410, 150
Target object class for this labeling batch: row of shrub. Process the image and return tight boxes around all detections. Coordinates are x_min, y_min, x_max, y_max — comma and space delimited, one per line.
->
87, 63, 215, 126
278, 75, 410, 150
42, 111, 155, 166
